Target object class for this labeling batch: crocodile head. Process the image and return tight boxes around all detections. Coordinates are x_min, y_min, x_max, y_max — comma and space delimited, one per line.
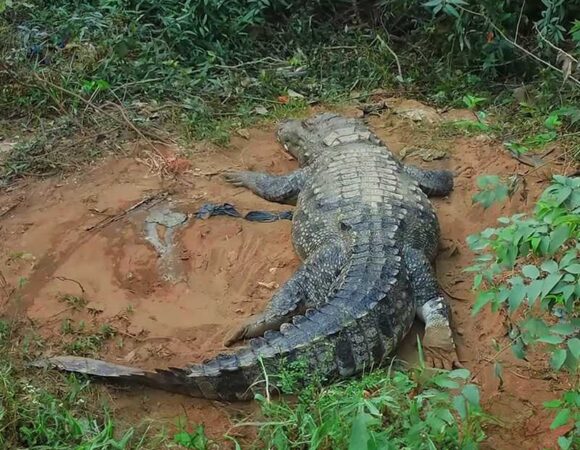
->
276, 119, 313, 165
277, 113, 358, 165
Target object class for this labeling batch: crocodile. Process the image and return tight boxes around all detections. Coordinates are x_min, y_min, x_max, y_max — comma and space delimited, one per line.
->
33, 112, 459, 401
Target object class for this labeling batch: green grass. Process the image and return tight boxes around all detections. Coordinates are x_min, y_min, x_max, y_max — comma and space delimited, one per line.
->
0, 317, 491, 449
251, 360, 488, 450
1, 0, 579, 184
0, 319, 170, 449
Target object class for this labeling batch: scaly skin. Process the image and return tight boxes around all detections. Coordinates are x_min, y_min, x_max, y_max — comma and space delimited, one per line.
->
33, 113, 459, 401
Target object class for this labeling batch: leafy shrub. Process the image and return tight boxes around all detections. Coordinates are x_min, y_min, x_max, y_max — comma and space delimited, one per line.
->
466, 175, 579, 448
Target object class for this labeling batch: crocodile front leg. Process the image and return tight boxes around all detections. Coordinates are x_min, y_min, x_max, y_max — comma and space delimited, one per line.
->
403, 246, 460, 370
224, 240, 348, 346
224, 169, 308, 204
402, 165, 454, 197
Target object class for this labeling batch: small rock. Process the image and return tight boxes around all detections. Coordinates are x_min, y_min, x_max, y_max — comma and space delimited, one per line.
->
400, 146, 446, 161
258, 281, 279, 290
287, 89, 305, 99
236, 128, 250, 139
393, 99, 440, 124
124, 350, 137, 362
254, 106, 268, 116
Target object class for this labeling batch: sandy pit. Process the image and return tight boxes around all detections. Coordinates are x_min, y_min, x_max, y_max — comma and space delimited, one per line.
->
0, 100, 574, 449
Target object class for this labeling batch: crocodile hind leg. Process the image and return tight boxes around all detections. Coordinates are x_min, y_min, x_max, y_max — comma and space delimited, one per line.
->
403, 246, 460, 370
224, 240, 348, 346
402, 165, 454, 197
224, 169, 308, 204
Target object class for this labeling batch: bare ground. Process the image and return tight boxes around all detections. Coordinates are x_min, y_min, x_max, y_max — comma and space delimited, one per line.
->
0, 99, 574, 449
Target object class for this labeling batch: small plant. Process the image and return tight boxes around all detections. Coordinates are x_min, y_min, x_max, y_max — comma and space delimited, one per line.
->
466, 175, 579, 448
0, 321, 167, 448
472, 175, 510, 209
462, 94, 487, 110
173, 424, 211, 449
59, 294, 87, 310
251, 358, 488, 449
0, 319, 11, 344
61, 321, 116, 356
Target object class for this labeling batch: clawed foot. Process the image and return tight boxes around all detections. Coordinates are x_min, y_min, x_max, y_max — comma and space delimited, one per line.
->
223, 171, 249, 188
422, 325, 461, 370
224, 315, 269, 347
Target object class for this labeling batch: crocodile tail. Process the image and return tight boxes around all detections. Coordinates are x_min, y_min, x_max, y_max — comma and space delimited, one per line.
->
30, 355, 258, 401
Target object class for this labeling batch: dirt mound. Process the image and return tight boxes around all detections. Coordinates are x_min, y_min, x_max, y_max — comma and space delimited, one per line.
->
0, 102, 572, 448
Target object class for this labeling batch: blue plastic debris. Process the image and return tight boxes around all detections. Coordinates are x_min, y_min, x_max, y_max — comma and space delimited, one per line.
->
195, 203, 241, 219
245, 210, 293, 222
195, 203, 293, 223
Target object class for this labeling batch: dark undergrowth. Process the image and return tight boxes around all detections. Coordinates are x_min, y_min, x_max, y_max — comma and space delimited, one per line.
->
1, 0, 579, 182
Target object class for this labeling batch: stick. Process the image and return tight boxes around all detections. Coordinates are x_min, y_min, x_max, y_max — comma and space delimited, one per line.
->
53, 276, 86, 294
375, 35, 403, 81
85, 192, 167, 231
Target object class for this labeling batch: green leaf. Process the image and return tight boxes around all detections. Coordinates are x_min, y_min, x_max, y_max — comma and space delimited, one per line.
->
521, 264, 540, 279
512, 341, 526, 359
541, 260, 559, 273
423, 0, 442, 7
550, 408, 571, 430
548, 225, 570, 254
557, 436, 572, 450
461, 384, 480, 406
526, 279, 544, 305
349, 412, 372, 450
443, 4, 460, 17
448, 368, 470, 379
433, 377, 460, 389
452, 395, 467, 420
508, 283, 526, 312
537, 335, 564, 344
472, 291, 494, 315
542, 273, 563, 297
544, 399, 562, 408
550, 323, 576, 335
550, 349, 567, 370
554, 186, 572, 206
567, 338, 580, 359
563, 263, 580, 274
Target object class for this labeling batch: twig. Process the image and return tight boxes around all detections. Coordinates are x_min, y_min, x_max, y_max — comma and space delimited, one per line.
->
534, 24, 578, 64
85, 192, 168, 231
111, 78, 165, 92
213, 57, 285, 70
442, 286, 470, 302
374, 35, 403, 81
0, 270, 8, 295
458, 5, 580, 87
53, 276, 86, 294
0, 199, 22, 218
514, 0, 525, 45
469, 341, 515, 382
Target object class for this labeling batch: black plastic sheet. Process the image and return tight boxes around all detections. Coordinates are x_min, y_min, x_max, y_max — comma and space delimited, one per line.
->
196, 203, 293, 222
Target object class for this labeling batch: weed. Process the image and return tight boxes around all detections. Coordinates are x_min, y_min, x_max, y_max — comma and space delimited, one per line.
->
472, 175, 510, 209
173, 424, 212, 449
0, 319, 172, 448
60, 320, 116, 356
252, 362, 488, 449
466, 175, 580, 448
59, 293, 87, 310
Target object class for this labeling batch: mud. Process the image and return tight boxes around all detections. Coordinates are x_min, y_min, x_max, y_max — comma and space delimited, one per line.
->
0, 100, 574, 449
